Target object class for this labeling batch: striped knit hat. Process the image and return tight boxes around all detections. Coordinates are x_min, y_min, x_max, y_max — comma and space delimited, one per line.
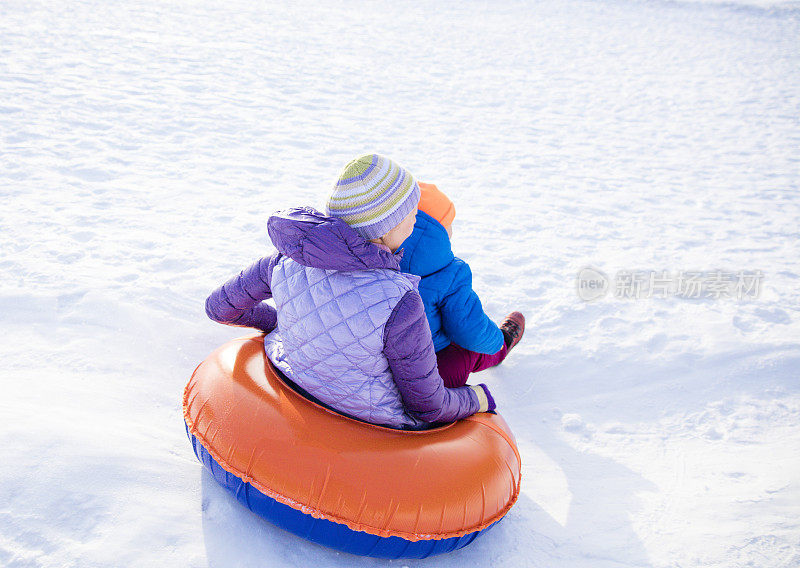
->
326, 154, 421, 240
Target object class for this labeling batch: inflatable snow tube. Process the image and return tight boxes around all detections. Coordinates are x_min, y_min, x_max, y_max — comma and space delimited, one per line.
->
183, 334, 521, 559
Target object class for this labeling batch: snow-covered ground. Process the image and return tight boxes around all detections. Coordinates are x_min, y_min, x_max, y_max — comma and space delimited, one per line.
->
2, 0, 799, 566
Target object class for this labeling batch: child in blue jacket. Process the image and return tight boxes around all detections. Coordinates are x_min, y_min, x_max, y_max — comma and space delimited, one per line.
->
398, 183, 525, 388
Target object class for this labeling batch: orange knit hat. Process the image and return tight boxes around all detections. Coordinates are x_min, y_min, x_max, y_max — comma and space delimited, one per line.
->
418, 182, 455, 229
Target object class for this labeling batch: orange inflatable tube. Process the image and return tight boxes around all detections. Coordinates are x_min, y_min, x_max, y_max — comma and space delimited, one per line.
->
183, 334, 521, 557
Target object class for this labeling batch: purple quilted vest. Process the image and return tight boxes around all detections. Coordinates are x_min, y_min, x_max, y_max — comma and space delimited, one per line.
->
262, 209, 422, 428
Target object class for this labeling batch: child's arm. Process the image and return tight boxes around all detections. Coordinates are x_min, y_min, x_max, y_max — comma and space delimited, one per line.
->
440, 259, 505, 354
205, 252, 282, 332
384, 290, 496, 422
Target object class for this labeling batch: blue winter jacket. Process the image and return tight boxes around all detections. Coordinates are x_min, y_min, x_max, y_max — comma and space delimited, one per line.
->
399, 211, 504, 354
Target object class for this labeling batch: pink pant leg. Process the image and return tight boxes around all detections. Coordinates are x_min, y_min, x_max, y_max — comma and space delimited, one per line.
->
436, 342, 509, 388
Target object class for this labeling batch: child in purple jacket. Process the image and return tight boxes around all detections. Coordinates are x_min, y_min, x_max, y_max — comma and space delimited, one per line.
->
205, 154, 495, 430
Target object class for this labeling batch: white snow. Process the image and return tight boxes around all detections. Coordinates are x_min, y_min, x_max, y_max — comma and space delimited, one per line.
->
1, 0, 799, 566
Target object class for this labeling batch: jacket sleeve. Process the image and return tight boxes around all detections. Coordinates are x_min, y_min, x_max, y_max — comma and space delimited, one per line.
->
205, 252, 281, 332
440, 259, 504, 354
383, 289, 480, 423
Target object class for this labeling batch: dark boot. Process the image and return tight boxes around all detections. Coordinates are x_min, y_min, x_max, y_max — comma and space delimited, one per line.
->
500, 312, 525, 351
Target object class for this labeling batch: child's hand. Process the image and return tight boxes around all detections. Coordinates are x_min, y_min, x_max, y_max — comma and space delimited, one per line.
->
469, 384, 496, 413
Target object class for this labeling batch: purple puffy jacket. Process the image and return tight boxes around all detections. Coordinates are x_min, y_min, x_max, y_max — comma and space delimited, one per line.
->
205, 207, 491, 428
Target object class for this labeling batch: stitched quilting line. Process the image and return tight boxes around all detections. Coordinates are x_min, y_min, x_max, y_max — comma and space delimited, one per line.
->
277, 266, 404, 343
270, 258, 413, 421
